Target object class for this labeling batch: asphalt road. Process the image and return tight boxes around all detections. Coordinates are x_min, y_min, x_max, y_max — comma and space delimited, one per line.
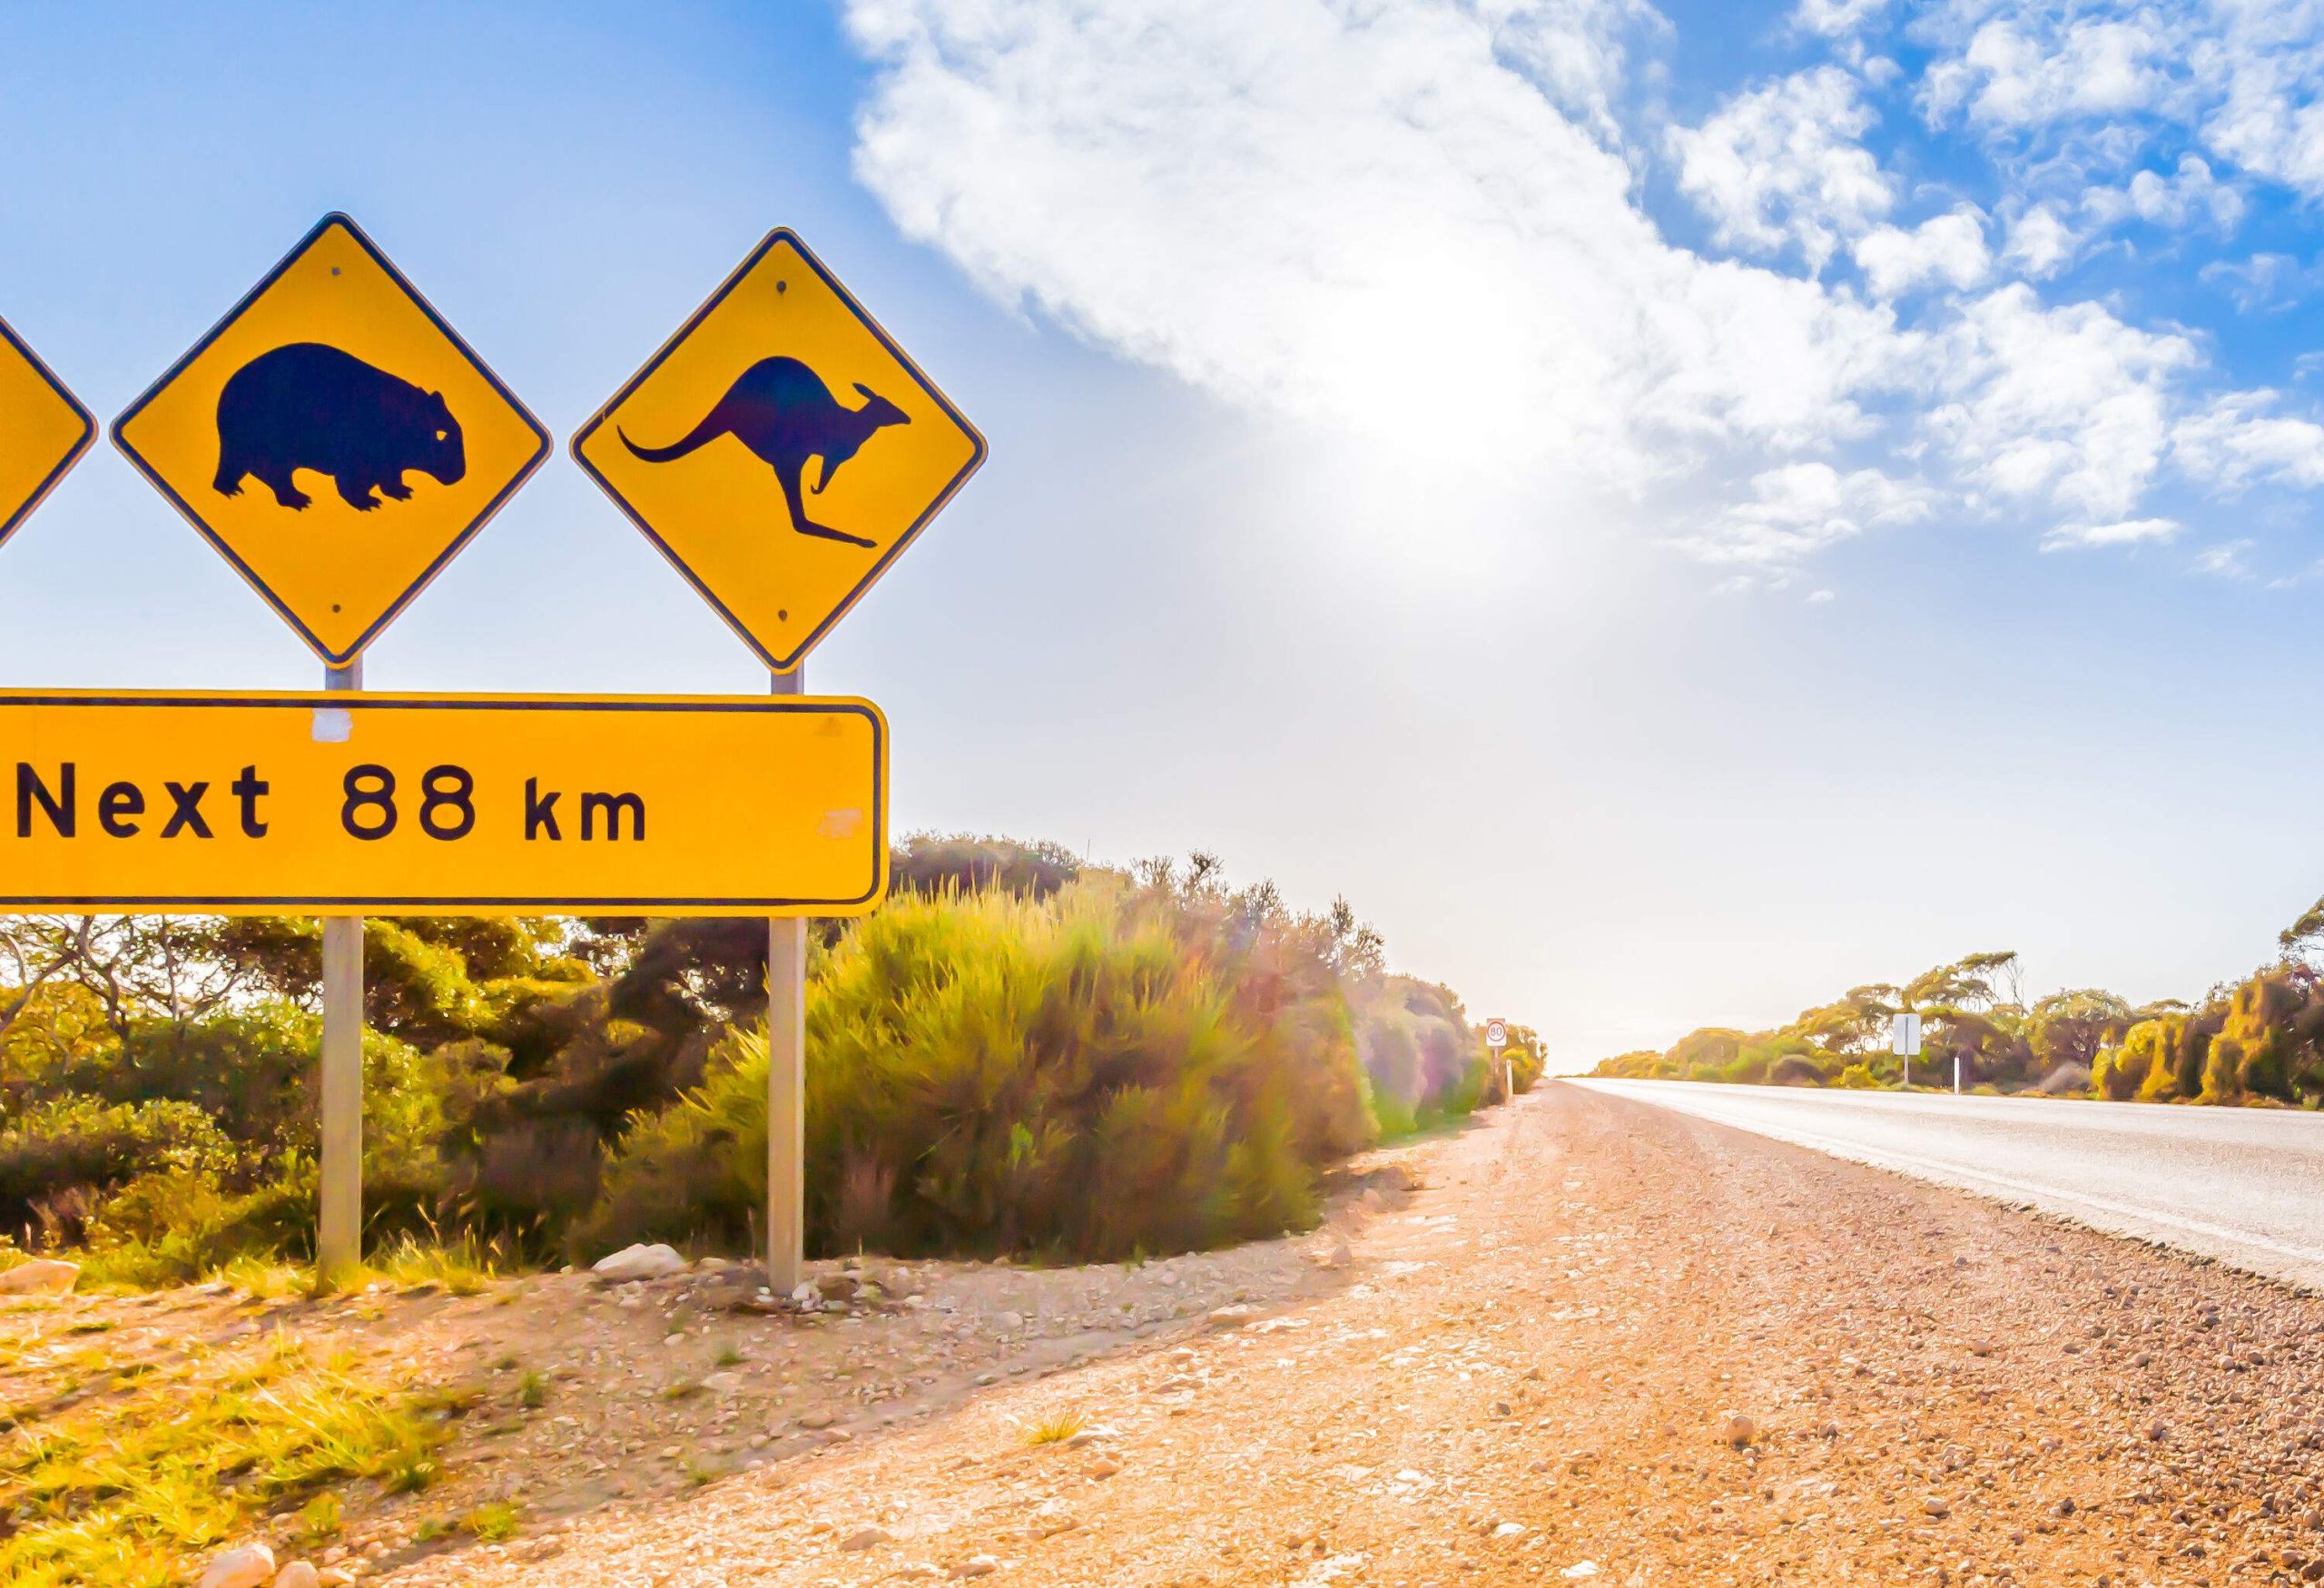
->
1576, 1077, 2324, 1291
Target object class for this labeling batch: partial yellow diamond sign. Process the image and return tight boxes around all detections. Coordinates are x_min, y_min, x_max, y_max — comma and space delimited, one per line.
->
0, 316, 95, 551
113, 213, 548, 665
572, 229, 987, 673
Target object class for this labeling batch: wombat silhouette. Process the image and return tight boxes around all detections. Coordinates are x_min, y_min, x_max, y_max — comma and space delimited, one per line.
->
619, 356, 909, 549
212, 342, 466, 513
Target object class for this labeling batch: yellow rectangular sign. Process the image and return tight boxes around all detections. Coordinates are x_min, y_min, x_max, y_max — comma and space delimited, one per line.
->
0, 692, 886, 915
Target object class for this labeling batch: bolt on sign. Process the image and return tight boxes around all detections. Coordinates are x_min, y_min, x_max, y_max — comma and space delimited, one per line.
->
571, 229, 986, 673
112, 213, 549, 665
0, 691, 887, 915
0, 316, 95, 552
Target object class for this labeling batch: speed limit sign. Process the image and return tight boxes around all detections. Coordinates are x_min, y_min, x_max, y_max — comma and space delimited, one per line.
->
1486, 1020, 1508, 1050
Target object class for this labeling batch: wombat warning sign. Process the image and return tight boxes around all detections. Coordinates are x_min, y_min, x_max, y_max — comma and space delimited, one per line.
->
111, 213, 548, 666
572, 229, 985, 675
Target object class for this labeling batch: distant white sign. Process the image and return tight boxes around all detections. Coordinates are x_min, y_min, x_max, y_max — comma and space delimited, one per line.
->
1486, 1020, 1508, 1050
1890, 1012, 1923, 1057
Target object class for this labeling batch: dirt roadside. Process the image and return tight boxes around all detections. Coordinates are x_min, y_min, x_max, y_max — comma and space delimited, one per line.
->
340, 1079, 2324, 1588
23, 1080, 2324, 1585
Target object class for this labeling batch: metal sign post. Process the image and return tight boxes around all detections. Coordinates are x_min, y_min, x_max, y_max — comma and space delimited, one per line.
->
318, 659, 364, 1280
1486, 1019, 1510, 1103
767, 666, 807, 1297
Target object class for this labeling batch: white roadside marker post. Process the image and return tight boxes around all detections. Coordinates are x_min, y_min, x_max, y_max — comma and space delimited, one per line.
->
318, 657, 364, 1281
767, 665, 807, 1299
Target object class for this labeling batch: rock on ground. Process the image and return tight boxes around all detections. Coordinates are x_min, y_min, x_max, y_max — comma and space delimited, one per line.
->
195, 1543, 275, 1588
0, 1258, 79, 1295
589, 1244, 688, 1283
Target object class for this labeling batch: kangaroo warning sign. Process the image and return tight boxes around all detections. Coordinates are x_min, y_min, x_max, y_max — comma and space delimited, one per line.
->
572, 230, 986, 673
111, 213, 550, 666
0, 691, 886, 915
0, 316, 95, 553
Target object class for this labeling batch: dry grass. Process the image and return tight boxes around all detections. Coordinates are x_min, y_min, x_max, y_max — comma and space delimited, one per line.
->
0, 1323, 449, 1587
1024, 1409, 1088, 1445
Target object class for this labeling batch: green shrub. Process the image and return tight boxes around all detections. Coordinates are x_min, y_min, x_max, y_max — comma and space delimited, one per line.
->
0, 842, 1476, 1275
0, 1097, 240, 1225
65, 1004, 321, 1149
2096, 1018, 2173, 1100
580, 883, 1351, 1262
76, 1164, 316, 1286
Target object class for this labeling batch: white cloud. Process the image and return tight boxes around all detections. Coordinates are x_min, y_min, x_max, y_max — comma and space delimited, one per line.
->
849, 0, 1905, 487
2191, 2, 2324, 195
1792, 0, 1888, 39
2193, 538, 2256, 578
2200, 252, 2315, 311
2042, 517, 2181, 549
1676, 461, 1933, 565
2173, 392, 2324, 490
2001, 203, 2080, 276
842, 0, 2324, 574
1920, 13, 2174, 131
1927, 285, 2197, 520
2082, 153, 2244, 232
1851, 204, 1992, 298
1915, 2, 2324, 202
1669, 66, 1893, 271
1490, 0, 1671, 147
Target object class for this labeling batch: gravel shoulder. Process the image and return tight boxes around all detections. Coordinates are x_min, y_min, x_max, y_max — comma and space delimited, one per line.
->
386, 1080, 2324, 1586
29, 1081, 2324, 1585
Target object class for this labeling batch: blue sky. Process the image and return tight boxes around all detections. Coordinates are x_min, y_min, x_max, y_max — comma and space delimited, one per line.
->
4, 1, 2323, 1062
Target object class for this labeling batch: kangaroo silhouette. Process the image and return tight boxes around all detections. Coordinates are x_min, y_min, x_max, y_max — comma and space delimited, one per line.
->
212, 342, 466, 513
619, 356, 909, 549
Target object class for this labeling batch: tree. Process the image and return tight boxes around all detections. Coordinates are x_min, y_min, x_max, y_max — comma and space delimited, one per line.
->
2027, 989, 2135, 1075
1903, 952, 2021, 1015
1792, 984, 1899, 1055
0, 917, 264, 1042
0, 919, 85, 1042
2281, 897, 2324, 962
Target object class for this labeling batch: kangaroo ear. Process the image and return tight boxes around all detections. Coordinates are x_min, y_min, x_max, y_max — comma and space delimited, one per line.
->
854, 382, 878, 400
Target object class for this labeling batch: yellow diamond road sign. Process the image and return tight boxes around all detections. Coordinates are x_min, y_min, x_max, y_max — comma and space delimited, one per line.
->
572, 229, 986, 673
112, 213, 548, 665
0, 316, 95, 552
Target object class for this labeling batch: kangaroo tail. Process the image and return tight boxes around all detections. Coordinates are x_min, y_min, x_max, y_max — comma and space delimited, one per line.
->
619, 414, 726, 464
